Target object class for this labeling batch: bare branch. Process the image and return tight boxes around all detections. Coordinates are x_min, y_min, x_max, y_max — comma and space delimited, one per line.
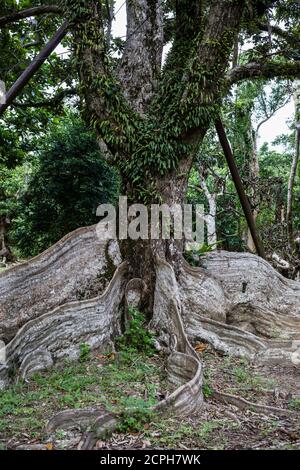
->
257, 22, 300, 48
256, 97, 291, 134
0, 6, 63, 28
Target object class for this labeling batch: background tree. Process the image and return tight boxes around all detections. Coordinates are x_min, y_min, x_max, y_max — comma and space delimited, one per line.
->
12, 113, 119, 257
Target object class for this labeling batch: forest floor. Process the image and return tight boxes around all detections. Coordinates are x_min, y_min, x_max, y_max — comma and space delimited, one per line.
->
0, 345, 299, 450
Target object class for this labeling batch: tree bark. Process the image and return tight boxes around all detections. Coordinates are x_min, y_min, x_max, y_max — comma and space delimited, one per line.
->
287, 80, 300, 250
198, 169, 217, 248
0, 215, 13, 263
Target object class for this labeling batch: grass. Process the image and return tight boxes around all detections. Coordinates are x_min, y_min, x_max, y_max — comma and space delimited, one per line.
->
0, 350, 167, 441
0, 339, 299, 450
140, 415, 233, 449
288, 397, 300, 410
215, 355, 278, 398
0, 307, 163, 441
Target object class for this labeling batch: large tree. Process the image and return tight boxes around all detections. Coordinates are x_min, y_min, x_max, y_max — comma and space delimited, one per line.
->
1, 0, 300, 436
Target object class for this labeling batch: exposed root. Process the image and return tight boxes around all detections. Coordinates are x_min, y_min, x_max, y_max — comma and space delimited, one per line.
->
46, 408, 106, 434
0, 226, 121, 342
78, 413, 119, 450
45, 407, 118, 451
211, 389, 294, 418
1, 231, 300, 444
42, 255, 205, 448
150, 256, 203, 414
201, 251, 300, 321
179, 252, 300, 365
187, 315, 267, 359
0, 262, 128, 388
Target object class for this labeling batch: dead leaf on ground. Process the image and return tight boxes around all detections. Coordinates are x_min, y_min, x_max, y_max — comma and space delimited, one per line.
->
195, 343, 208, 353
96, 354, 108, 360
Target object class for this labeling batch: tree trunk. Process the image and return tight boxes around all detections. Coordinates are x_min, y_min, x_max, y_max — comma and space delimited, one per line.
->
0, 215, 13, 263
247, 128, 260, 253
287, 80, 300, 250
199, 175, 217, 248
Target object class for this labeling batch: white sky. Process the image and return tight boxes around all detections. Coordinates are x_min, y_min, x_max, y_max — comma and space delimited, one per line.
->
257, 100, 294, 149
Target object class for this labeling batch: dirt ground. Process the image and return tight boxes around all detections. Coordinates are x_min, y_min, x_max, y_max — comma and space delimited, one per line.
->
0, 347, 299, 450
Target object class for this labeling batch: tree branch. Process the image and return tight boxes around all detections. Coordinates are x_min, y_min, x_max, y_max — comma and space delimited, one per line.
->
227, 60, 300, 86
67, 0, 141, 157
0, 6, 63, 27
13, 88, 76, 109
257, 22, 300, 48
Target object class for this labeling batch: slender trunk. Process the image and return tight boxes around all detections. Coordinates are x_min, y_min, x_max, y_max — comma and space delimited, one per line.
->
0, 215, 13, 262
247, 127, 260, 252
287, 80, 300, 250
199, 174, 217, 248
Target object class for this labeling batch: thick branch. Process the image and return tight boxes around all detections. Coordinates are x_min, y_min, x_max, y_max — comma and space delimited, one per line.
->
175, 0, 245, 144
66, 1, 141, 157
227, 60, 300, 85
257, 22, 300, 48
0, 22, 68, 116
0, 6, 63, 27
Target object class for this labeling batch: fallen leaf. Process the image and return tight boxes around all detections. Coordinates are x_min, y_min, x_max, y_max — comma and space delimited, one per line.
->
45, 443, 53, 450
195, 343, 208, 353
96, 354, 107, 360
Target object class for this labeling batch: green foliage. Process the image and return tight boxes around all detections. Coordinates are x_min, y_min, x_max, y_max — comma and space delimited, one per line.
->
288, 397, 300, 410
117, 307, 156, 356
116, 396, 156, 433
79, 343, 90, 362
184, 243, 214, 266
232, 366, 248, 383
0, 350, 164, 440
11, 113, 119, 256
203, 382, 213, 399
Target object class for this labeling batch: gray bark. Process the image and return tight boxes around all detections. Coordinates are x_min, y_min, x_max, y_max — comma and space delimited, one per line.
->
0, 225, 121, 342
287, 81, 300, 248
117, 0, 164, 114
1, 231, 300, 397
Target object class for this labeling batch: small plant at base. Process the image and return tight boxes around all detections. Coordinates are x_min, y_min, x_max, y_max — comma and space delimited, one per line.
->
203, 382, 213, 399
116, 307, 155, 356
184, 243, 213, 267
288, 397, 300, 410
79, 343, 90, 362
116, 397, 156, 433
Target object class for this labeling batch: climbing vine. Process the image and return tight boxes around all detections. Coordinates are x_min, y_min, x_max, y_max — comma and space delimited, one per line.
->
64, 0, 245, 203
